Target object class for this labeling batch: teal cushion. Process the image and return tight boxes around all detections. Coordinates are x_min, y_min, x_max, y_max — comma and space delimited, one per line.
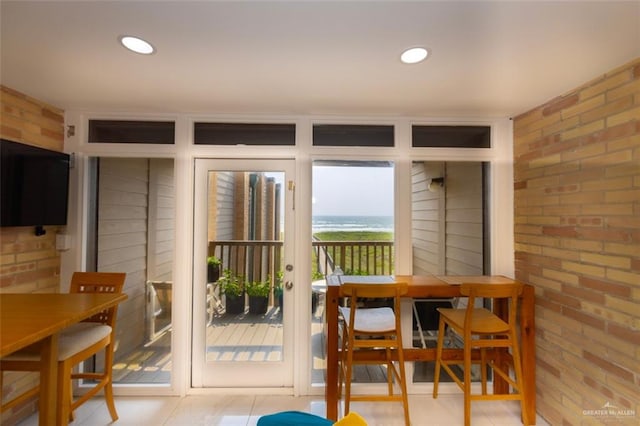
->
257, 411, 333, 426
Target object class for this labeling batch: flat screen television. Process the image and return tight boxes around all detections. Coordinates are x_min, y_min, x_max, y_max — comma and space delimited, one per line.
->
1, 139, 70, 230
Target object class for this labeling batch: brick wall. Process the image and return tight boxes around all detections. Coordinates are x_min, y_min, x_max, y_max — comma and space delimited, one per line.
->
0, 85, 65, 424
513, 58, 640, 425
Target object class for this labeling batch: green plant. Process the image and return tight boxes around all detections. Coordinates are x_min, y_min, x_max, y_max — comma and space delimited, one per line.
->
207, 256, 221, 266
246, 279, 270, 298
219, 269, 243, 297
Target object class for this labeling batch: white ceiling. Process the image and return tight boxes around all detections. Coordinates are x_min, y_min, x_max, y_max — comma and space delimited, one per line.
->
2, 1, 639, 118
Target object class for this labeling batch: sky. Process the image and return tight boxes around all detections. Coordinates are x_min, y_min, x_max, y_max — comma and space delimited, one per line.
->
312, 165, 394, 216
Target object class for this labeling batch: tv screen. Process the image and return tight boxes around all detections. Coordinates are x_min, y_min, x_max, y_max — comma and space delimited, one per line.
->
1, 139, 70, 227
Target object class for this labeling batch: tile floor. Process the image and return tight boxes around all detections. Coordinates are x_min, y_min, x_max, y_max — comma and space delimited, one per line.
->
18, 394, 550, 426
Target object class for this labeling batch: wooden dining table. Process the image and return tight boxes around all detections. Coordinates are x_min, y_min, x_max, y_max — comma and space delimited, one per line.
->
0, 292, 128, 426
324, 275, 535, 423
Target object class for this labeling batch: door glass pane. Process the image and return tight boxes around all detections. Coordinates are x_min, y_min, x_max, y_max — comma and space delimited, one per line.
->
311, 160, 395, 385
205, 171, 285, 362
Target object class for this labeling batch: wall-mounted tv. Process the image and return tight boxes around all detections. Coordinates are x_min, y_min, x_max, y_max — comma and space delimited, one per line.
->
1, 139, 70, 230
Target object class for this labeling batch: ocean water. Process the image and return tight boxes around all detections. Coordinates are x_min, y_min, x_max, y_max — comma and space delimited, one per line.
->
312, 215, 393, 232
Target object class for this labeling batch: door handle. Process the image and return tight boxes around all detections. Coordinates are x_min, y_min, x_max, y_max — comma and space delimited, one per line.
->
285, 281, 293, 290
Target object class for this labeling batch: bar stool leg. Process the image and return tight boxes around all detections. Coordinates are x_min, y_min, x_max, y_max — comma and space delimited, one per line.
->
432, 317, 445, 398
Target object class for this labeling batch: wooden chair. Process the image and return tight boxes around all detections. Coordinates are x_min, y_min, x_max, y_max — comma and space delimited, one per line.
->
338, 281, 410, 426
432, 282, 529, 426
0, 272, 126, 424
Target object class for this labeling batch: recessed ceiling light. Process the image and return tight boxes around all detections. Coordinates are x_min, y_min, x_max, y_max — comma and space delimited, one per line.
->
401, 47, 428, 64
119, 35, 155, 55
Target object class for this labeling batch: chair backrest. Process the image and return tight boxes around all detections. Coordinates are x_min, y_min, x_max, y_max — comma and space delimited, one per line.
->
341, 282, 408, 299
341, 282, 408, 314
70, 272, 126, 326
460, 282, 523, 330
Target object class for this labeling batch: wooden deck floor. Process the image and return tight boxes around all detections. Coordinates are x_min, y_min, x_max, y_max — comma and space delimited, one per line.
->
112, 306, 289, 384
206, 306, 284, 362
112, 296, 459, 385
113, 330, 172, 384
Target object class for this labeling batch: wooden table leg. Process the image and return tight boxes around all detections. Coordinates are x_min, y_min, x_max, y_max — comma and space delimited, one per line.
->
521, 285, 536, 424
38, 334, 58, 426
491, 285, 536, 423
325, 287, 339, 421
492, 298, 509, 394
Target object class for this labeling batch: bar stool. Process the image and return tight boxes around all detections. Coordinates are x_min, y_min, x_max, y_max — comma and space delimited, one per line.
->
1, 272, 126, 424
432, 282, 529, 426
338, 281, 410, 426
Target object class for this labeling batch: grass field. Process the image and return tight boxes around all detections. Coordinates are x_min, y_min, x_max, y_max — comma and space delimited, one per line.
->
312, 231, 394, 276
313, 230, 393, 242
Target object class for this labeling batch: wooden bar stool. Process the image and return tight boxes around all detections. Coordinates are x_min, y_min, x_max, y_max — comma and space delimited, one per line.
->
432, 282, 529, 426
338, 281, 410, 426
1, 272, 126, 424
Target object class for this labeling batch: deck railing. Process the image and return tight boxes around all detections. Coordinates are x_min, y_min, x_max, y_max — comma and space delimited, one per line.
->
312, 240, 394, 276
208, 240, 283, 285
208, 239, 394, 283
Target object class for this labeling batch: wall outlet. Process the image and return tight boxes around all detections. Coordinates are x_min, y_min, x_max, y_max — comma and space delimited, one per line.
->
56, 233, 72, 251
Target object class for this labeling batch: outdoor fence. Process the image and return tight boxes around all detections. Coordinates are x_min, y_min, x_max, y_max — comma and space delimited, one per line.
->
208, 240, 283, 285
208, 239, 395, 284
312, 240, 394, 276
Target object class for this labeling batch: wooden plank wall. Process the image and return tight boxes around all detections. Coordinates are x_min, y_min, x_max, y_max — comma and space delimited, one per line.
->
411, 162, 444, 275
411, 161, 483, 276
444, 162, 483, 275
215, 172, 236, 241
98, 158, 150, 357
148, 159, 175, 282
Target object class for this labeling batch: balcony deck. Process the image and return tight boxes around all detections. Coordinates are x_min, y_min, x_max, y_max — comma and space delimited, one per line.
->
112, 239, 450, 385
112, 294, 457, 385
206, 307, 284, 362
113, 330, 172, 384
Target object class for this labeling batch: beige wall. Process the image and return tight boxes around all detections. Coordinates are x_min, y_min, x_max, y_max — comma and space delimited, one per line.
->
444, 162, 484, 276
0, 86, 65, 424
212, 171, 236, 242
148, 159, 175, 282
411, 161, 444, 275
513, 58, 640, 425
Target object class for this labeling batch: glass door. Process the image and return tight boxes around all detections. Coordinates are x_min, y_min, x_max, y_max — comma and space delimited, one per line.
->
192, 159, 295, 387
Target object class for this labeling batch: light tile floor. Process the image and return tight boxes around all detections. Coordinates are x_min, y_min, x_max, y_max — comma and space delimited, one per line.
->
19, 394, 550, 426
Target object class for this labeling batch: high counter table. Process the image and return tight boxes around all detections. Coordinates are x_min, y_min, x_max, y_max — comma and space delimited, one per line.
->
0, 292, 128, 425
324, 275, 535, 423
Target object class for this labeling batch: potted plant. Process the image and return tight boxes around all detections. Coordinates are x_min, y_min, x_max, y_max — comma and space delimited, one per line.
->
207, 256, 221, 283
219, 269, 245, 315
246, 278, 270, 315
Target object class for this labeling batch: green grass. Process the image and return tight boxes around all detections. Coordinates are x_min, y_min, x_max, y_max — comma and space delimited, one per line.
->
312, 231, 394, 276
313, 231, 393, 242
